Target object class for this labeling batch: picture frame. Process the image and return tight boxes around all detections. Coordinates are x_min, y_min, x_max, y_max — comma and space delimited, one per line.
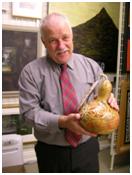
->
2, 26, 39, 92
12, 2, 42, 19
116, 79, 130, 154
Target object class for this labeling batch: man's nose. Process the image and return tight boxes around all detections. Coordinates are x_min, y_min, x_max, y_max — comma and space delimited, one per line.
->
57, 39, 65, 49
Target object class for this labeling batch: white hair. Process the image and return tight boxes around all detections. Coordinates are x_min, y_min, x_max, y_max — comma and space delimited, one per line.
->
40, 13, 72, 39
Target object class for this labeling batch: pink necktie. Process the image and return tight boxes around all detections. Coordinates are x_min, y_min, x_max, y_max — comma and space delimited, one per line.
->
60, 64, 81, 148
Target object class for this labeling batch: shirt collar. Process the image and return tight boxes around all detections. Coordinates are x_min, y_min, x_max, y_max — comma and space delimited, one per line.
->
67, 54, 74, 70
47, 53, 74, 71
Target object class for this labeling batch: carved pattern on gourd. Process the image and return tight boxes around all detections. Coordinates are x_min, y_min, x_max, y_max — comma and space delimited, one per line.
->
80, 74, 119, 135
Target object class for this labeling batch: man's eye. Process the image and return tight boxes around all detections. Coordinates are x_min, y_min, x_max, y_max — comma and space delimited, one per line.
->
49, 39, 56, 43
63, 36, 69, 40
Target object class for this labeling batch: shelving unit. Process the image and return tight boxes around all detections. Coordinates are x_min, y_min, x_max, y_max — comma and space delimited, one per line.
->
110, 2, 130, 170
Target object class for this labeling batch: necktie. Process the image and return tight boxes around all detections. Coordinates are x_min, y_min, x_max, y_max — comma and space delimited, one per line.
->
60, 64, 81, 148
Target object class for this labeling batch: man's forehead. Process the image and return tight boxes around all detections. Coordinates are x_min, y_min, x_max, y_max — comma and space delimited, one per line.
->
46, 17, 68, 28
44, 20, 71, 34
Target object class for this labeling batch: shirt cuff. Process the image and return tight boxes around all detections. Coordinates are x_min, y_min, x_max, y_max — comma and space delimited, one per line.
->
47, 113, 62, 133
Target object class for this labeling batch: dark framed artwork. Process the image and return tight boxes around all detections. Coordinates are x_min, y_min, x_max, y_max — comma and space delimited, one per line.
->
72, 7, 118, 73
2, 28, 38, 92
116, 79, 130, 154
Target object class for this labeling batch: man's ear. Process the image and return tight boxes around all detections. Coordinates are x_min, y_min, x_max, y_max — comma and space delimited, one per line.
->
41, 37, 46, 47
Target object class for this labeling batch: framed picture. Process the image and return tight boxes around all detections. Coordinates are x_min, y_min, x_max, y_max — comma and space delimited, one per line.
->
12, 2, 42, 19
116, 79, 130, 154
2, 27, 38, 92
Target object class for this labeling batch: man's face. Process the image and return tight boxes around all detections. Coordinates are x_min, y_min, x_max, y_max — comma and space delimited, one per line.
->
41, 20, 73, 64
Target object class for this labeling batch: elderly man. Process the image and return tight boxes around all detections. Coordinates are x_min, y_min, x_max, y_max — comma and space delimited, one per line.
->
19, 13, 118, 173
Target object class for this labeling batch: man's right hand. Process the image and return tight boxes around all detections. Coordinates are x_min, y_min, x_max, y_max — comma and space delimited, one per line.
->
58, 113, 97, 137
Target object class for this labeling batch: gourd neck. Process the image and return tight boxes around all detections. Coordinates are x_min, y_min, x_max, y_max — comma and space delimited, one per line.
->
97, 93, 110, 101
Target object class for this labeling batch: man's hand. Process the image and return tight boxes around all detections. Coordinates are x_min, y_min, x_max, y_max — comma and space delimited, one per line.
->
58, 113, 97, 137
108, 93, 119, 111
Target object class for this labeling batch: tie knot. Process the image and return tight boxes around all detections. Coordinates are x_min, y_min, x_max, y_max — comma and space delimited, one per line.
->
60, 64, 67, 71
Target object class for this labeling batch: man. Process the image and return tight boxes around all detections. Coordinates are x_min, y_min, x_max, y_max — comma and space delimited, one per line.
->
19, 13, 119, 173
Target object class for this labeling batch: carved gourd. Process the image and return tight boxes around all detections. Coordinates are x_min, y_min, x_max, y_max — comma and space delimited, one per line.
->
79, 74, 119, 135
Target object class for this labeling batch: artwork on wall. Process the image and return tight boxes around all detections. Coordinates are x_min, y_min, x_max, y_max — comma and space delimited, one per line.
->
12, 2, 42, 19
72, 8, 118, 73
2, 29, 38, 92
49, 2, 120, 73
